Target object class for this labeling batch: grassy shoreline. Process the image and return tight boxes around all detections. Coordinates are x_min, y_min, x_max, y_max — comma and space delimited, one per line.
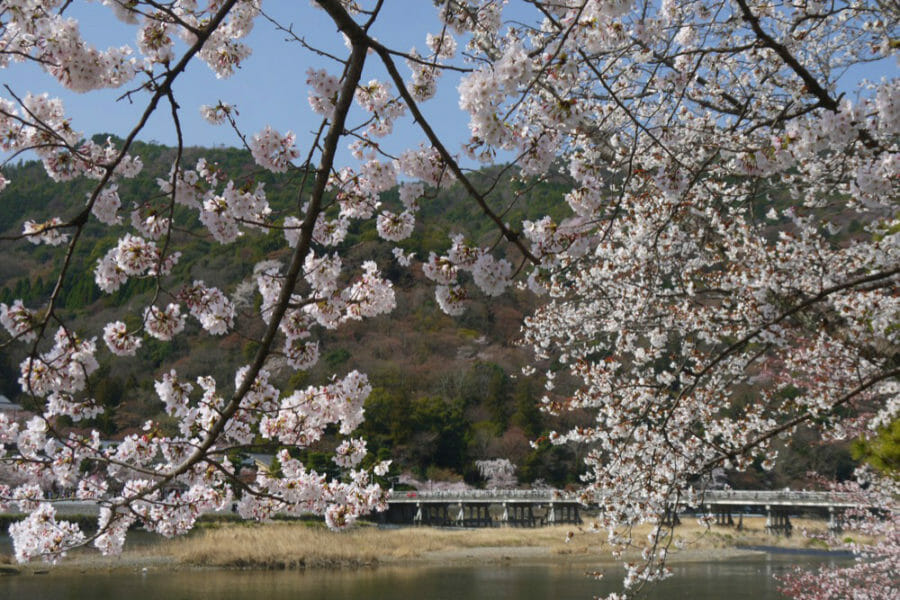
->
2, 516, 863, 575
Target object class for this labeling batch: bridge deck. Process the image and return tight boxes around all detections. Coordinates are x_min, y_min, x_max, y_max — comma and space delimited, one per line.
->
387, 489, 859, 510
0, 490, 862, 527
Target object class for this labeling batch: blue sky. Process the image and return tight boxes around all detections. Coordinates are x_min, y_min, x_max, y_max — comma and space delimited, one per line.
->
1, 2, 895, 167
1, 2, 497, 165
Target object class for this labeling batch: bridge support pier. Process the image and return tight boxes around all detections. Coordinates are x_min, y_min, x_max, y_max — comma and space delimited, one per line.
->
414, 502, 451, 526
828, 507, 842, 533
765, 505, 792, 537
705, 504, 734, 527
386, 488, 852, 530
464, 503, 493, 527
561, 503, 581, 524
661, 506, 681, 527
714, 507, 734, 526
507, 503, 536, 527
546, 502, 581, 525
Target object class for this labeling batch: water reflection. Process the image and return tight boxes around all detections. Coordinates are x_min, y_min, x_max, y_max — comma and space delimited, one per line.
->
0, 554, 851, 600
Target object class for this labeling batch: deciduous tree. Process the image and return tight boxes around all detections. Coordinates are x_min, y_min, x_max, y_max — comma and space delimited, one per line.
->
0, 1, 896, 597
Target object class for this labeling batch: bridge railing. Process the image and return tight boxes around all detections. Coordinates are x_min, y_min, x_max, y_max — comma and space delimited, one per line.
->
704, 490, 856, 506
387, 488, 859, 508
388, 489, 576, 502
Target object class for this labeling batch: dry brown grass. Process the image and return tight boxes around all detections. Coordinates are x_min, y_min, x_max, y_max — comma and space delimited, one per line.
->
161, 522, 577, 568
158, 516, 861, 570
665, 517, 834, 551
161, 523, 381, 569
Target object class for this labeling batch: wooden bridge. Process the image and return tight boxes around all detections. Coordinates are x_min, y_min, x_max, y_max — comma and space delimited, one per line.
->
2, 489, 863, 535
381, 489, 861, 534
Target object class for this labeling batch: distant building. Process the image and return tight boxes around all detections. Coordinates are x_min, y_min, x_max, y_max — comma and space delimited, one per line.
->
0, 394, 26, 420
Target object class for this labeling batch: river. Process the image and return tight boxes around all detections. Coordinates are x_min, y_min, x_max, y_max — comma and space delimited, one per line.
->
0, 552, 850, 600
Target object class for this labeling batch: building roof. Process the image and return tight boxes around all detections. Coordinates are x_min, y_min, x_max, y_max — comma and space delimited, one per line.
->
0, 394, 23, 411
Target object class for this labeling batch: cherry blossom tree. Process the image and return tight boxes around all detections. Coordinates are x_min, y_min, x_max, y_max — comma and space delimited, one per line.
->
476, 457, 517, 488
776, 472, 898, 600
507, 1, 898, 596
0, 1, 896, 598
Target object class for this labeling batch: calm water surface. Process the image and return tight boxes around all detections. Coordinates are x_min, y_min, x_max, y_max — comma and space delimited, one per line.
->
0, 554, 849, 600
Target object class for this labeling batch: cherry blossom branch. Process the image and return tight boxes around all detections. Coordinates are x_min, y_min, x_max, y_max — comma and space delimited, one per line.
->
734, 0, 882, 150
305, 0, 543, 265
21, 0, 245, 361
160, 11, 368, 484
709, 365, 900, 470
681, 265, 900, 394
373, 43, 540, 264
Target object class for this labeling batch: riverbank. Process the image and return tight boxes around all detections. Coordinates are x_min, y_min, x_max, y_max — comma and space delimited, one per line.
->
0, 516, 863, 576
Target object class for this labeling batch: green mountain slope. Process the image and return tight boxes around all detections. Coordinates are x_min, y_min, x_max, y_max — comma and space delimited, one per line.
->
0, 138, 581, 487
0, 139, 857, 490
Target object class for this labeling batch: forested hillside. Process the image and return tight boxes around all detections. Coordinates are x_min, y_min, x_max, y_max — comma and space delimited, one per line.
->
0, 138, 856, 489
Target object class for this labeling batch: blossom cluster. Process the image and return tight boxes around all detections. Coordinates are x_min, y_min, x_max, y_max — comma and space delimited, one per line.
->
0, 5, 896, 600
249, 127, 299, 173
0, 0, 407, 569
0, 300, 37, 343
421, 233, 515, 313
